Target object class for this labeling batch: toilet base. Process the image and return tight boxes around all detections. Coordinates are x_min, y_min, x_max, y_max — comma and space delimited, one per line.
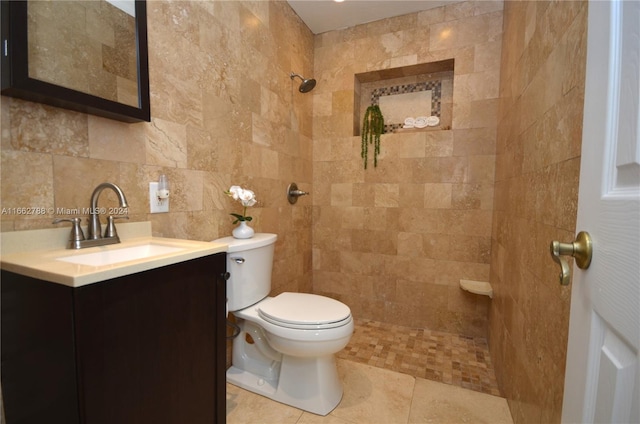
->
227, 354, 343, 416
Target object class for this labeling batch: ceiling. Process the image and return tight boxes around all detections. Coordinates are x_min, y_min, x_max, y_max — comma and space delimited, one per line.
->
286, 0, 460, 34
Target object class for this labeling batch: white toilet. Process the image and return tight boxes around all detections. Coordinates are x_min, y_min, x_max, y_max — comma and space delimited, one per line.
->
213, 233, 354, 416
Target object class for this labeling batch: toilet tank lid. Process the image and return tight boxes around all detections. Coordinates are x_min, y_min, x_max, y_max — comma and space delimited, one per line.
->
211, 233, 277, 252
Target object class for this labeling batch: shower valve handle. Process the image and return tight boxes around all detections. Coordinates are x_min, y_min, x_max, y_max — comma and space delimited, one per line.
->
287, 182, 309, 204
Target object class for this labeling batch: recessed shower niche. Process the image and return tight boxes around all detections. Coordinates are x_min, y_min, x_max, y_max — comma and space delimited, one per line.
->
354, 59, 454, 136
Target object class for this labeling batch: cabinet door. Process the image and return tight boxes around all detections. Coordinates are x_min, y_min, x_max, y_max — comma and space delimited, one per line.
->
1, 271, 80, 424
73, 253, 226, 424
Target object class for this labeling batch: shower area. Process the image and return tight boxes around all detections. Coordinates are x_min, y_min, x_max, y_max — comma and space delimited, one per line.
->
305, 1, 589, 420
310, 0, 502, 396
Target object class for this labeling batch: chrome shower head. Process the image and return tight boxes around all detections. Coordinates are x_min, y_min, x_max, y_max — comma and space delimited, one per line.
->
290, 72, 316, 93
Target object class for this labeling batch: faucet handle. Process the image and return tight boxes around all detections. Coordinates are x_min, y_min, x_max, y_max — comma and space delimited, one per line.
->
104, 215, 129, 238
53, 218, 86, 246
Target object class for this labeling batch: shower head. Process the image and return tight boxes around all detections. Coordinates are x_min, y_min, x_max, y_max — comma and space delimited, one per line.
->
290, 72, 316, 93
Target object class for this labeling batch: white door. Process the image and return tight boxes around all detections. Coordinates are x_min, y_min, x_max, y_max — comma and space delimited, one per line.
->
561, 1, 640, 423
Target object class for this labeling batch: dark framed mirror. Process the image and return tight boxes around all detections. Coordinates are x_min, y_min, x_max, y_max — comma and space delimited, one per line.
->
1, 0, 150, 123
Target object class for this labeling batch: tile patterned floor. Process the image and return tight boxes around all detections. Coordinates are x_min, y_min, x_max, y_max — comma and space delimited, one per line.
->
336, 318, 501, 397
227, 359, 513, 424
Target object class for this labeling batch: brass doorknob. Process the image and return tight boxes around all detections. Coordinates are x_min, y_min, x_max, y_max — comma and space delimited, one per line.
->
550, 231, 593, 285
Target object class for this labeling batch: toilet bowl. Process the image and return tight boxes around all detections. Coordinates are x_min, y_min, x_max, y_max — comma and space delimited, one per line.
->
213, 234, 354, 416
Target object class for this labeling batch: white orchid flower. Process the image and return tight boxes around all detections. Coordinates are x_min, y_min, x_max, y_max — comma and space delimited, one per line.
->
227, 185, 243, 200
225, 185, 256, 223
238, 189, 256, 207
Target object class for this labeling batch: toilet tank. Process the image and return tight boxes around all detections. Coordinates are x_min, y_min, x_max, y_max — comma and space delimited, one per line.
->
212, 233, 277, 312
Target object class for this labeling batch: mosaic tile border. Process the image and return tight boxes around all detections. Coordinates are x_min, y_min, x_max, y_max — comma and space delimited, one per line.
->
370, 80, 442, 133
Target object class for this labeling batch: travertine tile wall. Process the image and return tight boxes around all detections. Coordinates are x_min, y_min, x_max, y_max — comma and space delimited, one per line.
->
311, 1, 503, 338
1, 1, 314, 297
490, 1, 587, 423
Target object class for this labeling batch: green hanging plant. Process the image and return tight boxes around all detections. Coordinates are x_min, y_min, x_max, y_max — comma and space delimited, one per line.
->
361, 105, 384, 169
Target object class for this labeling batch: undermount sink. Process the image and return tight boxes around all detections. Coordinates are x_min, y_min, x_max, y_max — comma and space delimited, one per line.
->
56, 243, 185, 267
1, 222, 229, 287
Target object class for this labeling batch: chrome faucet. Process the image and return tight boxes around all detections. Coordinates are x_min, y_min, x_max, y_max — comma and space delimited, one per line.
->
53, 182, 129, 249
87, 182, 129, 240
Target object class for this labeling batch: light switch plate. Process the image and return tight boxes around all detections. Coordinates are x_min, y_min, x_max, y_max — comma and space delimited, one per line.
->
149, 182, 169, 213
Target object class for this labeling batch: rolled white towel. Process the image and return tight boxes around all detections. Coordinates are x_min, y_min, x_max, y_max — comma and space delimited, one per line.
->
414, 116, 428, 128
404, 117, 415, 126
426, 116, 440, 127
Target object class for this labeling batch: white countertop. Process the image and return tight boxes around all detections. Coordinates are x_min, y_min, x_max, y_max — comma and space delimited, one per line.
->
0, 222, 228, 287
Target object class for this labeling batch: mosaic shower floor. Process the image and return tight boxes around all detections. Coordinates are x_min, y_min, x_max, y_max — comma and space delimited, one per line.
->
336, 318, 501, 397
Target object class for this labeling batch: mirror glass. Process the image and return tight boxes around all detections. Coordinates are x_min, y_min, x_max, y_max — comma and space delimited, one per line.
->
28, 1, 138, 107
1, 0, 150, 123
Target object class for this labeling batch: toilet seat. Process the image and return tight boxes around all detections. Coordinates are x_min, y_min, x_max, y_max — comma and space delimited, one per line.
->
258, 292, 351, 330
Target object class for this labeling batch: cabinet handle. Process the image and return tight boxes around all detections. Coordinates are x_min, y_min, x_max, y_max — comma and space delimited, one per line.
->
220, 272, 230, 281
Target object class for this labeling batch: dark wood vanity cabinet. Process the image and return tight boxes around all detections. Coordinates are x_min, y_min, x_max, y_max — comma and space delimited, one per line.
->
1, 253, 227, 424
